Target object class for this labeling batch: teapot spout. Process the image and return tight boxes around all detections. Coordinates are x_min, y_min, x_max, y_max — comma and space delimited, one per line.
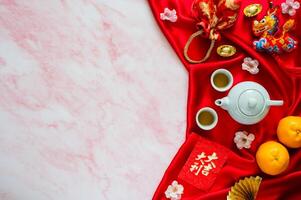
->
215, 97, 230, 110
267, 100, 284, 106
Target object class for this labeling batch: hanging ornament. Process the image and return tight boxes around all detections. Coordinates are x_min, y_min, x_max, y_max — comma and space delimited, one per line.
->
252, 2, 298, 54
183, 0, 241, 63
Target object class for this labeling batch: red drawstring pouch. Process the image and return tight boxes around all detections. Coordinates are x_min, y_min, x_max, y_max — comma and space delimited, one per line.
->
149, 0, 301, 199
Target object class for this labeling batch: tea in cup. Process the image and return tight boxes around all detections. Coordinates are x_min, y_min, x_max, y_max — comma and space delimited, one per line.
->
210, 69, 233, 92
196, 107, 218, 130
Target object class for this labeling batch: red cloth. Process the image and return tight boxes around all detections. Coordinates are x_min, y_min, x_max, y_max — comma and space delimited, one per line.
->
148, 0, 301, 199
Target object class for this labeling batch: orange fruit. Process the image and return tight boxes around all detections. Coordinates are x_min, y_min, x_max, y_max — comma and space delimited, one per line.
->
256, 141, 289, 176
277, 116, 301, 148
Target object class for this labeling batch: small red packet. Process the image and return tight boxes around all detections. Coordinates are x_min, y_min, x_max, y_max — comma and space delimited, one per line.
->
178, 137, 229, 191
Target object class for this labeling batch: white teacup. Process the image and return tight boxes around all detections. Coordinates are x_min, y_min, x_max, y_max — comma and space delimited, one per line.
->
195, 107, 218, 131
210, 69, 233, 92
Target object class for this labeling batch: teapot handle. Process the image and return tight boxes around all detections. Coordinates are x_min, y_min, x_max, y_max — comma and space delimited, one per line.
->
267, 100, 284, 106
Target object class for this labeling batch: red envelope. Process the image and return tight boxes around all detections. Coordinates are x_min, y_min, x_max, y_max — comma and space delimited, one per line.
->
178, 136, 228, 191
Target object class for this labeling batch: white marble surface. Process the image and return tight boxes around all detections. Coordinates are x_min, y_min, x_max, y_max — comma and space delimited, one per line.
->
0, 0, 187, 199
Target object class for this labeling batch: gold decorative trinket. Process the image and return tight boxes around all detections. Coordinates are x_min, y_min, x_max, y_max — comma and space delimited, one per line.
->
244, 4, 262, 17
217, 45, 236, 57
227, 176, 262, 200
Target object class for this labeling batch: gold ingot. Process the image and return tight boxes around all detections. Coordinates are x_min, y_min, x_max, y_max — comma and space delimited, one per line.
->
244, 4, 262, 17
217, 45, 236, 57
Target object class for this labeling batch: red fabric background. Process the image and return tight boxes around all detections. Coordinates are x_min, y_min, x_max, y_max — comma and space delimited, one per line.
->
148, 0, 301, 199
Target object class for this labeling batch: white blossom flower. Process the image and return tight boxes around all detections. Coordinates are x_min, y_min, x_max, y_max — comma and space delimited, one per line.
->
281, 0, 300, 16
234, 131, 255, 149
160, 8, 178, 22
242, 57, 259, 74
165, 180, 184, 200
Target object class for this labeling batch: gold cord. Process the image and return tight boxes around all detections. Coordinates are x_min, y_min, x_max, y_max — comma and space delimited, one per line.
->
183, 30, 216, 64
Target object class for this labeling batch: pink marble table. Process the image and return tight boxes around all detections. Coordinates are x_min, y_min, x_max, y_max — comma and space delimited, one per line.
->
0, 1, 187, 199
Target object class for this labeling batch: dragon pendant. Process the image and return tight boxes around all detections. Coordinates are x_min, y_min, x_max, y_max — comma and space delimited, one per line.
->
252, 7, 297, 54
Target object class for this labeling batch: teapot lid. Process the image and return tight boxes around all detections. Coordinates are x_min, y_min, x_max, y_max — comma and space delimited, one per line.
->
238, 89, 265, 116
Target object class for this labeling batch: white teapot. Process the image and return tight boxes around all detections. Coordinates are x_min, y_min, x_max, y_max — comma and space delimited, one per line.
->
215, 81, 283, 125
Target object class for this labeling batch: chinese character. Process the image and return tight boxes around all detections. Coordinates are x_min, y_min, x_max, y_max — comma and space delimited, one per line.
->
190, 152, 218, 176
190, 161, 203, 175
202, 163, 213, 176
205, 152, 218, 163
196, 152, 206, 160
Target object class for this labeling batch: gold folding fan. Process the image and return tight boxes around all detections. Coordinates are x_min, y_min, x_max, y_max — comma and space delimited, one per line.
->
227, 176, 262, 200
